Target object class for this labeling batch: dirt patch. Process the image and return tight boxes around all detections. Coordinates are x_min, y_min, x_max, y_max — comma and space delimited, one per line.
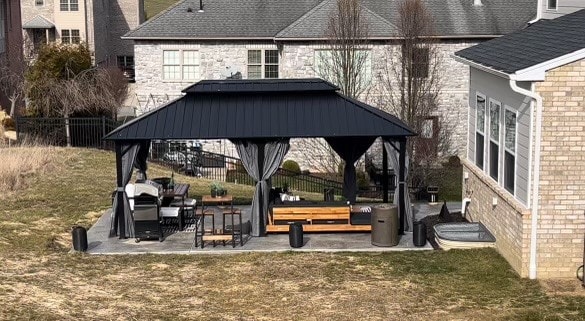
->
541, 279, 585, 296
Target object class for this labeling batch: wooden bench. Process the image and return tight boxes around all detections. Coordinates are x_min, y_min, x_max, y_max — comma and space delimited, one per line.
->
267, 206, 371, 233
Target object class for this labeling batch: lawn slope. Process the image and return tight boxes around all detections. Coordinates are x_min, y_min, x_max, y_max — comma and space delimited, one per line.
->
0, 147, 583, 320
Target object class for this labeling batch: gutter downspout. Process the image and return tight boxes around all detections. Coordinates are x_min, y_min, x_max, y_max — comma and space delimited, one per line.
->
528, 0, 543, 24
509, 79, 543, 280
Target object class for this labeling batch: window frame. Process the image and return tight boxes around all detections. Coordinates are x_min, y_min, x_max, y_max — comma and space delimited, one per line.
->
61, 29, 80, 44
61, 29, 81, 45
60, 0, 79, 11
503, 106, 517, 195
246, 49, 279, 79
546, 0, 557, 10
488, 98, 501, 182
162, 49, 200, 82
475, 93, 487, 170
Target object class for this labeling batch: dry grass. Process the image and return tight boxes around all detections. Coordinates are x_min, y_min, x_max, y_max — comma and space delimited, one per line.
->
0, 148, 584, 320
0, 145, 58, 194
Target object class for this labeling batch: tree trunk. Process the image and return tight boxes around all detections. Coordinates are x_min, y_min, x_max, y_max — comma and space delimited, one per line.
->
65, 115, 71, 147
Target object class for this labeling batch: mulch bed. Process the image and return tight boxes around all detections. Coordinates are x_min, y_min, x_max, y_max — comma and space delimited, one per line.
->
421, 210, 469, 250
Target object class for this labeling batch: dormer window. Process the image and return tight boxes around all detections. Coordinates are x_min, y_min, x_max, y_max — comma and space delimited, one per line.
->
547, 0, 557, 10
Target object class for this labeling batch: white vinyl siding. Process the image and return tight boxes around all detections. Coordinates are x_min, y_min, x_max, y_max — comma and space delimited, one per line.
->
163, 50, 200, 81
468, 68, 531, 206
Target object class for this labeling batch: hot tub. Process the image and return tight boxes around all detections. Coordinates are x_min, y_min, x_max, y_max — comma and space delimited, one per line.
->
434, 222, 496, 250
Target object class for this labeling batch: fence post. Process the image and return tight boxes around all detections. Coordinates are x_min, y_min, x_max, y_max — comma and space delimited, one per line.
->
15, 117, 19, 142
101, 116, 106, 150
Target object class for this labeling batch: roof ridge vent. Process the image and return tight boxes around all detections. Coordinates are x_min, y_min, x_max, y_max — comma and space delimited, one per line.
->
473, 0, 482, 6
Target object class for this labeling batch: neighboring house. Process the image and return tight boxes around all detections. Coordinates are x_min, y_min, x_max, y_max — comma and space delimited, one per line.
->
541, 0, 585, 19
0, 0, 23, 112
19, 0, 145, 74
123, 0, 537, 167
454, 9, 585, 279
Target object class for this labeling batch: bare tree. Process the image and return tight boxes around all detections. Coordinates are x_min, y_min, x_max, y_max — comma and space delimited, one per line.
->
375, 0, 449, 190
316, 0, 371, 98
304, 0, 371, 175
34, 66, 128, 146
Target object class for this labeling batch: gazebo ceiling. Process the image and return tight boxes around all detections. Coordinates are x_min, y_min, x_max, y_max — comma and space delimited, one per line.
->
104, 78, 416, 141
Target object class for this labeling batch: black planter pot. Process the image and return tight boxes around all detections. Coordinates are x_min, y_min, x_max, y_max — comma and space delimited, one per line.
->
211, 189, 217, 197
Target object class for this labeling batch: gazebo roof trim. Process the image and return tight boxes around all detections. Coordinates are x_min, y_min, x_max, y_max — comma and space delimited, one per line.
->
182, 78, 340, 93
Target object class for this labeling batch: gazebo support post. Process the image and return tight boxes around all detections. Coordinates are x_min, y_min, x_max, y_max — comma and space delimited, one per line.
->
382, 142, 389, 203
115, 142, 126, 239
257, 142, 266, 236
398, 138, 406, 235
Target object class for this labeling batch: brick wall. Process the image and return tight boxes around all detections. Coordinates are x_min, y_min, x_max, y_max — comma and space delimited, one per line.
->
534, 59, 585, 278
462, 159, 531, 277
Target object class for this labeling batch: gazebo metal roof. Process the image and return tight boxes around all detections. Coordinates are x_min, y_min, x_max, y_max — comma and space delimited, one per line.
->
104, 78, 415, 141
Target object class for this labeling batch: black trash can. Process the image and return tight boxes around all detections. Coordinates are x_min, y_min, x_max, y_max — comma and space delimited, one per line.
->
289, 223, 304, 248
413, 221, 427, 247
71, 226, 88, 252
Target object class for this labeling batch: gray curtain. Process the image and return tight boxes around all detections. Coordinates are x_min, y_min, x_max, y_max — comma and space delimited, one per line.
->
326, 137, 376, 203
232, 139, 290, 236
134, 141, 150, 180
384, 140, 413, 232
110, 141, 149, 238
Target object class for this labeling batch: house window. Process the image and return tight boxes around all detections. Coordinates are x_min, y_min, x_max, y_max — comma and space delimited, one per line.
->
402, 46, 429, 78
117, 56, 135, 81
61, 29, 80, 44
504, 108, 516, 194
547, 0, 557, 10
314, 49, 372, 87
489, 100, 501, 181
162, 50, 200, 81
475, 94, 486, 170
35, 0, 44, 6
60, 0, 78, 11
247, 49, 279, 79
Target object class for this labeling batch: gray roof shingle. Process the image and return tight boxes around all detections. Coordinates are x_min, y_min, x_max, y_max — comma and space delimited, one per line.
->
124, 0, 537, 40
455, 9, 585, 74
22, 15, 55, 29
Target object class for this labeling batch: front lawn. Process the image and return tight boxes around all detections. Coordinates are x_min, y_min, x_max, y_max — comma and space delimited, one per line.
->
0, 147, 583, 320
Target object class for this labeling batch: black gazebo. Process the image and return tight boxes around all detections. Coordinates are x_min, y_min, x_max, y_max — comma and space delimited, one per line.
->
104, 78, 415, 238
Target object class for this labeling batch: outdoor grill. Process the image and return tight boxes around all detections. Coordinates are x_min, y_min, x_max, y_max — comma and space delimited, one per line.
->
133, 183, 163, 242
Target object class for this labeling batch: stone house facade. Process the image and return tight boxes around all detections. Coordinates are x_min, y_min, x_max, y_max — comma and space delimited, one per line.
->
455, 9, 585, 279
125, 0, 537, 171
20, 0, 143, 68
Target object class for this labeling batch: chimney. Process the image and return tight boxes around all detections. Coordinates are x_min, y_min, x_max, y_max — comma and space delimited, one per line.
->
473, 0, 482, 6
198, 0, 204, 12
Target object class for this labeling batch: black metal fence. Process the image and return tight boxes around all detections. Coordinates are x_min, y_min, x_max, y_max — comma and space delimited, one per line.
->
149, 141, 394, 199
149, 141, 347, 197
16, 116, 122, 149
14, 118, 392, 199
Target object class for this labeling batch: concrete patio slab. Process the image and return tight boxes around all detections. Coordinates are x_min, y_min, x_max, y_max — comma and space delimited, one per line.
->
86, 202, 461, 255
